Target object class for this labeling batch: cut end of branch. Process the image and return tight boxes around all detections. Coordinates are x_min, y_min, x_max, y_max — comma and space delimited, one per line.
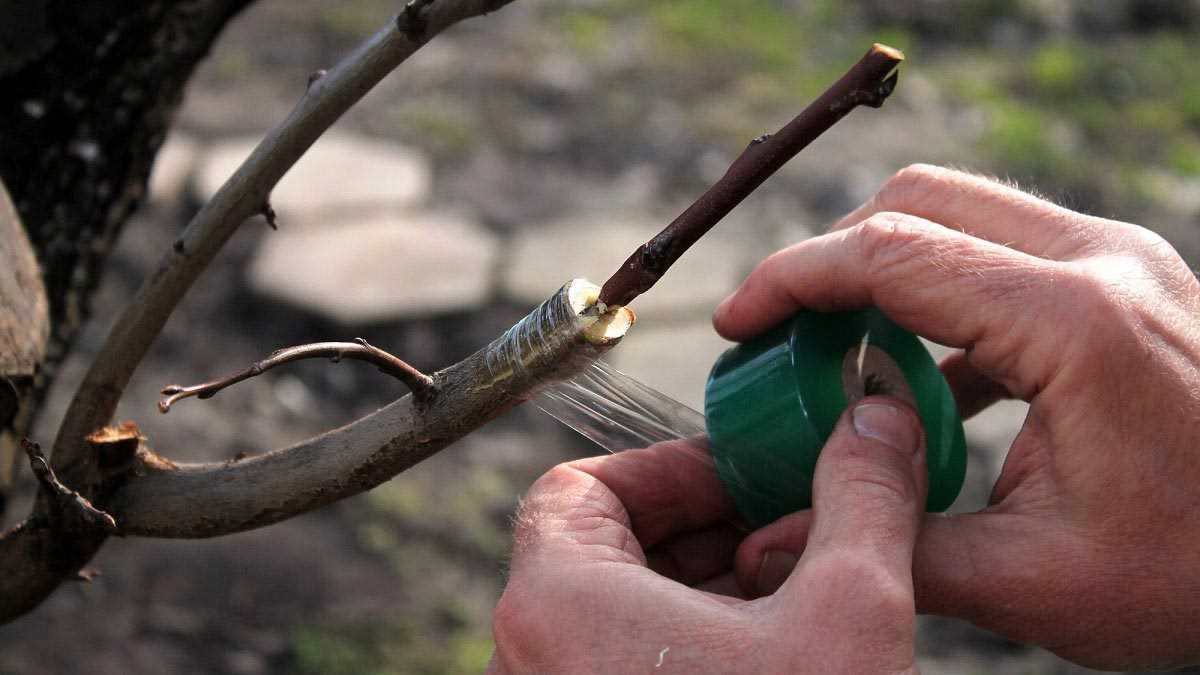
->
871, 43, 905, 63
566, 279, 636, 345
86, 421, 144, 471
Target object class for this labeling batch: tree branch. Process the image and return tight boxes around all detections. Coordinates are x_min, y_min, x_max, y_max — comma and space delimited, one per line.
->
20, 439, 117, 534
51, 0, 518, 485
159, 338, 435, 412
109, 280, 633, 537
0, 0, 518, 626
598, 43, 905, 307
0, 279, 631, 618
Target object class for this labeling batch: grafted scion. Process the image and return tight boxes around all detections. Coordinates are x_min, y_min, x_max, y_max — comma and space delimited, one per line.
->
598, 43, 905, 308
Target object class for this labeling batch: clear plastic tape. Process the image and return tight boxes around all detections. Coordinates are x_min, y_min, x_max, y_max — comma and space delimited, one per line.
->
482, 281, 606, 397
536, 360, 705, 453
483, 281, 775, 520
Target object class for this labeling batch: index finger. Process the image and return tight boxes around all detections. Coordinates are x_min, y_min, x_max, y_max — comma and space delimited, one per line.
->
830, 164, 1107, 260
713, 211, 1060, 399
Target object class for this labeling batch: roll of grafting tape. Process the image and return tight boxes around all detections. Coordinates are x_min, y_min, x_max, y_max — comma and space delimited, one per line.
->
704, 308, 966, 528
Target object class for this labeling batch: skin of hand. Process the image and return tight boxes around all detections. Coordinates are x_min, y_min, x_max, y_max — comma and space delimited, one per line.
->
714, 164, 1200, 670
491, 397, 928, 674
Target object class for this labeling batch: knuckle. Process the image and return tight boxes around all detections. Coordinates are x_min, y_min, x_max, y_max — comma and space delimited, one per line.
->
876, 163, 951, 212
854, 212, 931, 276
1058, 259, 1140, 325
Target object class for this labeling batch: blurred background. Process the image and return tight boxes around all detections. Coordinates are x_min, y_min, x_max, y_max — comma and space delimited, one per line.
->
2, 0, 1198, 672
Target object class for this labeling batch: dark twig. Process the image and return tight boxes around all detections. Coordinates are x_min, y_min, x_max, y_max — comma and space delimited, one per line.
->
159, 339, 436, 413
306, 69, 327, 91
598, 43, 905, 307
21, 439, 117, 534
260, 201, 279, 230
397, 0, 437, 42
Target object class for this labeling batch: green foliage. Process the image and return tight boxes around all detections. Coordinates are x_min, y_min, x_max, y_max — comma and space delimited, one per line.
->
292, 618, 493, 675
1028, 41, 1088, 100
318, 1, 395, 39
938, 27, 1200, 205
362, 465, 513, 560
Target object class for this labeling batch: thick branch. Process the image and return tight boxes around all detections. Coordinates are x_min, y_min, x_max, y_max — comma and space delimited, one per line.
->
159, 338, 435, 412
52, 0, 518, 485
1, 279, 626, 617
106, 280, 633, 537
0, 0, 517, 626
598, 43, 904, 307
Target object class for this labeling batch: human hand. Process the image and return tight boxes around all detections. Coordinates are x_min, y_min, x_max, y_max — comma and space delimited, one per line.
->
714, 164, 1200, 670
491, 397, 928, 674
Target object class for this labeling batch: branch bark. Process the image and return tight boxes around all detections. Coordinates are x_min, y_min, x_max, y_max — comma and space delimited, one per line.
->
598, 43, 904, 307
0, 178, 48, 515
0, 0, 255, 513
21, 439, 117, 534
0, 0, 517, 625
52, 0, 519, 483
106, 280, 632, 538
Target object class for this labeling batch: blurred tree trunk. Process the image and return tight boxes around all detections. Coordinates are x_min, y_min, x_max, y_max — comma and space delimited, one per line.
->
0, 0, 257, 514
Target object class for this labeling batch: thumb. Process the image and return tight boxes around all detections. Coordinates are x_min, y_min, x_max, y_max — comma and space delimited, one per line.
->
759, 397, 928, 597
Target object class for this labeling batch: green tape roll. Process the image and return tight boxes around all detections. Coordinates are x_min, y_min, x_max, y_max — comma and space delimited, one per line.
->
704, 309, 966, 527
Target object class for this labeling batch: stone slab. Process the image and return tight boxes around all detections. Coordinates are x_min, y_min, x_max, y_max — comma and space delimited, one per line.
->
197, 131, 432, 216
606, 320, 735, 412
248, 210, 498, 323
148, 132, 200, 204
502, 211, 752, 318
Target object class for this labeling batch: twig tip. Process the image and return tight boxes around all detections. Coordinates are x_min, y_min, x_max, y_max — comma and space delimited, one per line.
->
871, 43, 905, 62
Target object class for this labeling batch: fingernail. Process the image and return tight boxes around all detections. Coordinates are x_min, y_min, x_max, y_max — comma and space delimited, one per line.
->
756, 550, 799, 595
852, 403, 918, 455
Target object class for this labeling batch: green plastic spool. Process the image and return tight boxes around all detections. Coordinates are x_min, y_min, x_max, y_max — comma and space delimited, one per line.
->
704, 308, 966, 528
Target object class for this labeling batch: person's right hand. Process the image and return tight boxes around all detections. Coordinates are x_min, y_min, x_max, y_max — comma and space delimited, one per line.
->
713, 164, 1200, 670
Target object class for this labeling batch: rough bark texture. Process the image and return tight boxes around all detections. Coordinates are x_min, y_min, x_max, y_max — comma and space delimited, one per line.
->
0, 0, 254, 621
0, 181, 49, 516
0, 0, 255, 505
0, 0, 526, 624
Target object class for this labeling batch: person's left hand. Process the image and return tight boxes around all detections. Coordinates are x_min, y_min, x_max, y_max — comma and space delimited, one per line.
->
490, 396, 928, 674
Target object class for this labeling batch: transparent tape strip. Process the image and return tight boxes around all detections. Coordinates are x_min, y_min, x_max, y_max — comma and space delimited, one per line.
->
535, 360, 706, 453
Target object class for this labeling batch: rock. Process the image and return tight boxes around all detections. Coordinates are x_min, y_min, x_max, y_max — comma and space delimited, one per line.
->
148, 132, 200, 204
196, 131, 432, 216
606, 319, 734, 411
502, 210, 753, 317
249, 210, 498, 323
